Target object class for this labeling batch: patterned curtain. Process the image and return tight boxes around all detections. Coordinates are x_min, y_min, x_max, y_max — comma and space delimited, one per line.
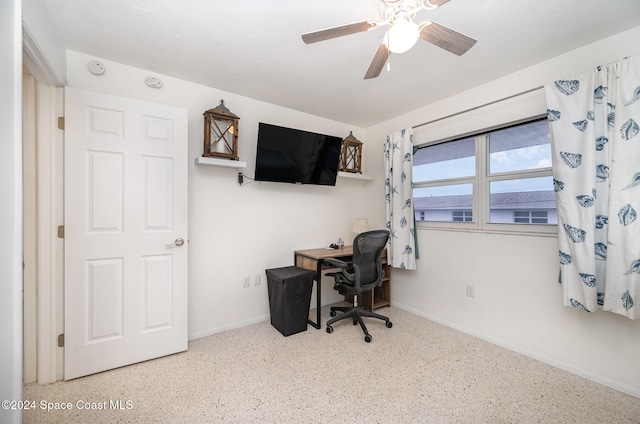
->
384, 128, 417, 270
545, 55, 640, 319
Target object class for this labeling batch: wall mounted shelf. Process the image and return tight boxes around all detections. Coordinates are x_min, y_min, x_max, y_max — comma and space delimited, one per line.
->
195, 156, 246, 169
338, 171, 374, 181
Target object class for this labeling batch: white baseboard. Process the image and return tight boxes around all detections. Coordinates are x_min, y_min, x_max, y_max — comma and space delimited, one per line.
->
188, 295, 345, 341
189, 314, 270, 341
391, 301, 640, 399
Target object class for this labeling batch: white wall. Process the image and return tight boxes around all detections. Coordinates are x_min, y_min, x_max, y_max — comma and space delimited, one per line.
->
65, 51, 386, 338
365, 26, 640, 397
0, 1, 23, 423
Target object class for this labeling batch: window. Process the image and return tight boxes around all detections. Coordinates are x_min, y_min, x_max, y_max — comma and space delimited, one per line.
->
413, 183, 473, 223
413, 118, 556, 232
514, 211, 548, 224
413, 137, 475, 223
452, 210, 472, 222
488, 177, 557, 225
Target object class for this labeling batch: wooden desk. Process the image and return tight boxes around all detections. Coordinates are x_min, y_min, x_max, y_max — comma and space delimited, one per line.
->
294, 246, 390, 330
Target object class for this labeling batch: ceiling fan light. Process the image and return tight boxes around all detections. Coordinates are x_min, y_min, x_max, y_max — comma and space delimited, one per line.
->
383, 17, 419, 53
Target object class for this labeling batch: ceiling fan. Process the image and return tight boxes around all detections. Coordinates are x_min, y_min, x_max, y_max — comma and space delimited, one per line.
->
301, 0, 477, 79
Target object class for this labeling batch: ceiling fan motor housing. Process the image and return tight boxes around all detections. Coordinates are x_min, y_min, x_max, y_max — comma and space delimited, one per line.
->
379, 0, 436, 23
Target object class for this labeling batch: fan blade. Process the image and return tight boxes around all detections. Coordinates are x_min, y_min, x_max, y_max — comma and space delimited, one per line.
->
364, 42, 390, 80
419, 21, 477, 56
302, 21, 378, 44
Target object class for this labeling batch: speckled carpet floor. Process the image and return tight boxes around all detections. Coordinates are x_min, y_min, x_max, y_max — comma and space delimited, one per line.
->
23, 306, 640, 423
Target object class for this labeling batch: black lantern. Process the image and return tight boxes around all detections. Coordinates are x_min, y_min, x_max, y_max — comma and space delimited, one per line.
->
203, 100, 240, 160
339, 131, 363, 173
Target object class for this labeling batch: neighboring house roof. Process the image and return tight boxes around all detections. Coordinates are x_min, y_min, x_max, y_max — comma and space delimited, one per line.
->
415, 191, 556, 210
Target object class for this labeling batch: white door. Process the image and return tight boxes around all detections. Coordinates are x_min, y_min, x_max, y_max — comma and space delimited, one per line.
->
64, 87, 188, 380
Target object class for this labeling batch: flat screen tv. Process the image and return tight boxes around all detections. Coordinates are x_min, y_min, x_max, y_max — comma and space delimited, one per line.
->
254, 122, 342, 186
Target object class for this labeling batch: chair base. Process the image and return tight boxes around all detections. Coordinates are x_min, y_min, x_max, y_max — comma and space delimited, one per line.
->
326, 305, 392, 342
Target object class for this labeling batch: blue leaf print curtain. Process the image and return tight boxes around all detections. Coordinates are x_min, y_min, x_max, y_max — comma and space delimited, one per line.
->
545, 55, 640, 319
384, 128, 416, 270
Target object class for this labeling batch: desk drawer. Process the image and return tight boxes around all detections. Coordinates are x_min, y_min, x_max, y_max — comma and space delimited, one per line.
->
295, 256, 317, 272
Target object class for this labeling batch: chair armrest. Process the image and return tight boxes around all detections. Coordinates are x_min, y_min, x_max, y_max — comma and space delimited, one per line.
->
324, 258, 350, 269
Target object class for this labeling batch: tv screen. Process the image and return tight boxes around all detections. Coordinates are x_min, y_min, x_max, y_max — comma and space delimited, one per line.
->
254, 123, 342, 186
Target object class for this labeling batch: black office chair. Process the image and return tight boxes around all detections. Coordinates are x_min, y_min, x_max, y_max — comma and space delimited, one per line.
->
325, 230, 392, 342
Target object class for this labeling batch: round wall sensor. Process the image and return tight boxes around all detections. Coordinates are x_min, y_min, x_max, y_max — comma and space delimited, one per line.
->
144, 77, 163, 89
87, 60, 105, 75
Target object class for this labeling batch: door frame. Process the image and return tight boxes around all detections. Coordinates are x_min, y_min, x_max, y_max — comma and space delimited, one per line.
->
23, 70, 37, 384
22, 34, 65, 384
36, 82, 64, 384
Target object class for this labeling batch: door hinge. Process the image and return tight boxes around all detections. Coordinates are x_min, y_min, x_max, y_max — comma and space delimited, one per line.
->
57, 225, 64, 238
57, 116, 65, 130
57, 334, 64, 347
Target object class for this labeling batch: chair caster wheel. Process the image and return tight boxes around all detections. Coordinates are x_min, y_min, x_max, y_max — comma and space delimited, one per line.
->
364, 334, 372, 343
326, 325, 333, 334
386, 321, 393, 328
330, 310, 337, 317
353, 319, 358, 325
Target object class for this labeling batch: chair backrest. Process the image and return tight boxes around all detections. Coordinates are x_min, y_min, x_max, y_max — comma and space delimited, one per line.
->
352, 230, 389, 291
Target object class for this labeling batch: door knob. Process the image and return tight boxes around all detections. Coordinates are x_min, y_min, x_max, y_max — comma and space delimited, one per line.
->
165, 238, 185, 247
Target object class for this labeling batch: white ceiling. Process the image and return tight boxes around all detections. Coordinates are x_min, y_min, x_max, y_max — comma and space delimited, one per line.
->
42, 0, 640, 128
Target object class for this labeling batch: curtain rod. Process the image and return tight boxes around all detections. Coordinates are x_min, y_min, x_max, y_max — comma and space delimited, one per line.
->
412, 86, 544, 129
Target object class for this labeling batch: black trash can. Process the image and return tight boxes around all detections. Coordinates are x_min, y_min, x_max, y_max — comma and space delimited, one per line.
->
266, 266, 315, 336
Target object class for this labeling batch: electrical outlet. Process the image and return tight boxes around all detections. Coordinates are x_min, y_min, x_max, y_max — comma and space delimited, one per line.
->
243, 277, 251, 288
254, 275, 261, 286
466, 283, 475, 298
